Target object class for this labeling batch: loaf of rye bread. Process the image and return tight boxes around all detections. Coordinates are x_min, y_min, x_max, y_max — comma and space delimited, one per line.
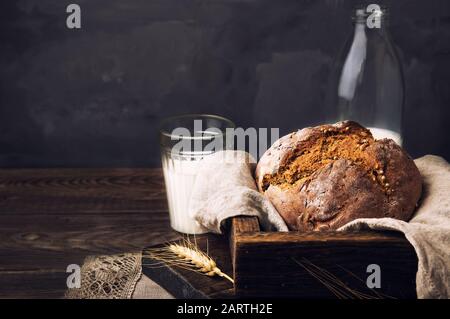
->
255, 121, 422, 231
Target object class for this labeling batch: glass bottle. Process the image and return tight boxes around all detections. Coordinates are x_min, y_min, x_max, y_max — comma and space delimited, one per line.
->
327, 6, 404, 145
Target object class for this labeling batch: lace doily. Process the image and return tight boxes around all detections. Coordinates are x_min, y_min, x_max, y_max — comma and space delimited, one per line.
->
65, 252, 142, 299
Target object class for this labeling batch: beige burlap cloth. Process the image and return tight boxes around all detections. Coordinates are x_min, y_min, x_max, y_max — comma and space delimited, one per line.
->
188, 150, 288, 233
66, 155, 449, 299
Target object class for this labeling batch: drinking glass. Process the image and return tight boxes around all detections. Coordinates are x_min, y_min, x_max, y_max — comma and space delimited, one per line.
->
159, 114, 235, 234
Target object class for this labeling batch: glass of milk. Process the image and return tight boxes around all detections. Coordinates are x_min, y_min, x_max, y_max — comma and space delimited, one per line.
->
159, 114, 235, 234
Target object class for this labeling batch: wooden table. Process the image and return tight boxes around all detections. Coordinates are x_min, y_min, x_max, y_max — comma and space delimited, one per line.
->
0, 168, 180, 298
0, 168, 419, 299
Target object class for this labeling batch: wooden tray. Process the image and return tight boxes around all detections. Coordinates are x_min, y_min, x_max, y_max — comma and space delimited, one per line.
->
142, 216, 418, 298
229, 216, 418, 298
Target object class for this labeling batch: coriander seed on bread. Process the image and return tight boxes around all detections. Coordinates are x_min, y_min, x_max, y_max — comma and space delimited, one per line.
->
255, 121, 422, 231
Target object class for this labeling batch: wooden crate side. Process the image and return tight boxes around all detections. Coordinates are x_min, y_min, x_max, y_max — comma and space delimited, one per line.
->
228, 216, 260, 280
229, 217, 418, 298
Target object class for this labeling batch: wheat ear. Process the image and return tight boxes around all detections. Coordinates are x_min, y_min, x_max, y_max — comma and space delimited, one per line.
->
145, 239, 234, 284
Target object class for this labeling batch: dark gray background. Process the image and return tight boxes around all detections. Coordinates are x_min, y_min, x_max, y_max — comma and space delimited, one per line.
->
1, 0, 449, 167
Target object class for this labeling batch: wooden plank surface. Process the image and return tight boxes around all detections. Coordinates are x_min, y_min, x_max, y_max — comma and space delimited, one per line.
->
0, 168, 179, 298
0, 168, 420, 299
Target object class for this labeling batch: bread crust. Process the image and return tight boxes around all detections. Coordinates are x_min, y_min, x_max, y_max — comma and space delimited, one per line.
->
255, 121, 422, 231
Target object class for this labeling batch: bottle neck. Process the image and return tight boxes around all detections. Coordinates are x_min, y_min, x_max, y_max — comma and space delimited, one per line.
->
354, 20, 389, 36
353, 7, 389, 36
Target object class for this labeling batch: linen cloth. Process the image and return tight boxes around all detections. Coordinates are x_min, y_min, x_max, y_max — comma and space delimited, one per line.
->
188, 150, 288, 233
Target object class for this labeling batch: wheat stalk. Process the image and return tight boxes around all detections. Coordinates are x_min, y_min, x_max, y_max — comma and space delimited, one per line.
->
144, 238, 234, 284
293, 257, 394, 299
